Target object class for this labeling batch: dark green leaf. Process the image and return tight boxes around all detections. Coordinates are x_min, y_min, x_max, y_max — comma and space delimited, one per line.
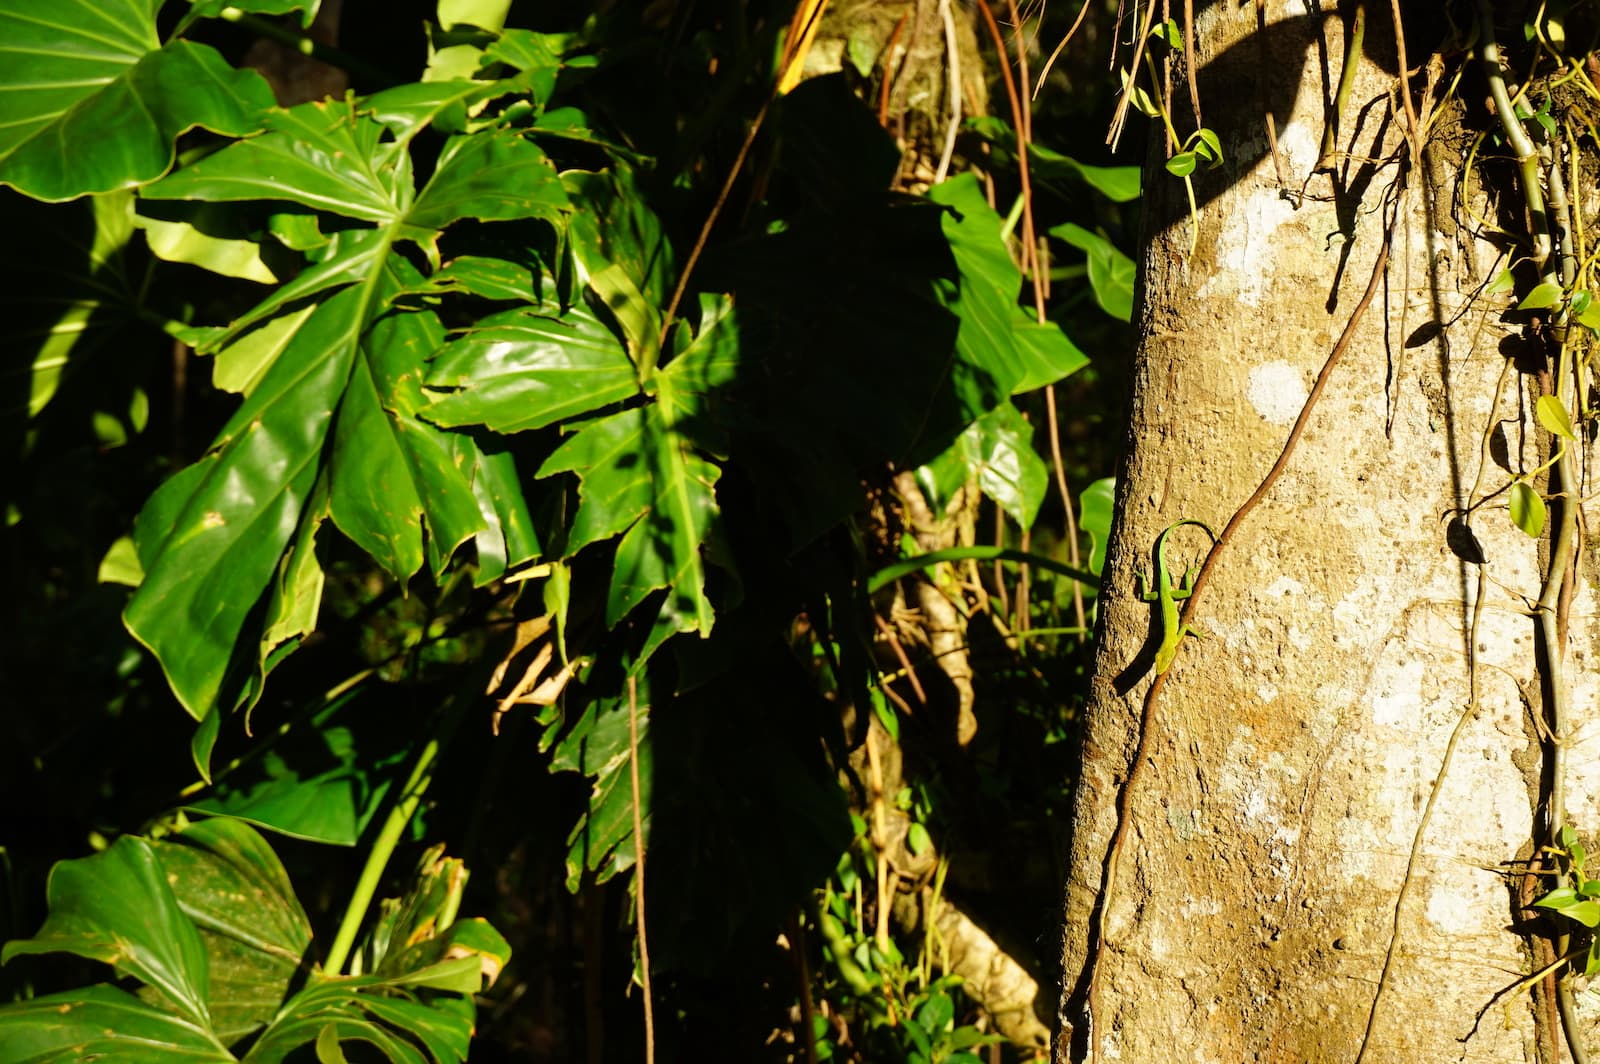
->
327, 268, 486, 581
552, 698, 651, 890
467, 444, 540, 583
539, 404, 719, 632
2, 836, 212, 1026
124, 283, 358, 718
153, 819, 314, 1043
963, 402, 1048, 526
400, 254, 542, 302
915, 990, 953, 1033
1052, 221, 1135, 323
0, 986, 232, 1062
563, 168, 675, 310
184, 693, 409, 845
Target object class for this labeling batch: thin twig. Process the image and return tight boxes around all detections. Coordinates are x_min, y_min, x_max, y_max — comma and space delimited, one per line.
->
1045, 386, 1088, 637
973, 0, 1039, 279
934, 0, 963, 185
1033, 0, 1095, 98
658, 2, 829, 344
875, 614, 930, 704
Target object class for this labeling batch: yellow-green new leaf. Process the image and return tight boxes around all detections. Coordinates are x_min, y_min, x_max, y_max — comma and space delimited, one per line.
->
1536, 394, 1578, 440
1509, 480, 1546, 538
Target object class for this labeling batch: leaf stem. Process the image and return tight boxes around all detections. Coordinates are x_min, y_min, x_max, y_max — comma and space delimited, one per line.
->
867, 546, 1099, 595
323, 692, 466, 975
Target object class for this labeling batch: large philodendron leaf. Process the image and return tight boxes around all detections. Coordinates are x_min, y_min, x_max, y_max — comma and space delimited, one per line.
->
1, 835, 215, 1029
151, 819, 315, 1044
128, 96, 571, 721
143, 97, 410, 223
0, 1, 275, 201
325, 262, 487, 581
0, 819, 505, 1062
123, 282, 361, 720
0, 986, 234, 1063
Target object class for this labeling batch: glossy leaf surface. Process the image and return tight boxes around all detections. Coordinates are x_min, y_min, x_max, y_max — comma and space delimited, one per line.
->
0, 2, 274, 200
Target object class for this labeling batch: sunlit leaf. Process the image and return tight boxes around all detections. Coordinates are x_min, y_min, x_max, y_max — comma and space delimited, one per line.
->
326, 267, 486, 581
422, 302, 637, 433
143, 98, 404, 223
1079, 476, 1116, 578
1534, 889, 1600, 928
124, 285, 358, 718
1165, 151, 1198, 177
405, 128, 568, 241
1509, 480, 1546, 538
538, 403, 719, 632
1536, 394, 1577, 440
0, 3, 274, 200
1518, 281, 1563, 310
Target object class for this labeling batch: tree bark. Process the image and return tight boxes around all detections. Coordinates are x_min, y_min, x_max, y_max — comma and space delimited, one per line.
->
1059, 3, 1600, 1061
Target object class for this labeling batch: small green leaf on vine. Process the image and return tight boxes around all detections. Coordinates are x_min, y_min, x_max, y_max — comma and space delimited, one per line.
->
907, 822, 931, 857
1518, 281, 1563, 310
1536, 395, 1578, 440
1509, 480, 1546, 538
1534, 888, 1600, 929
1166, 152, 1198, 177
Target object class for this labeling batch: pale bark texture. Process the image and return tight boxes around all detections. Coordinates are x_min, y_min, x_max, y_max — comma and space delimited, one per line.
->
1058, 3, 1600, 1062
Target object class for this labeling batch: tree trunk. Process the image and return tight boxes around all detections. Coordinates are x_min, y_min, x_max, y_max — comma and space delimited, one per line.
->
1059, 3, 1600, 1061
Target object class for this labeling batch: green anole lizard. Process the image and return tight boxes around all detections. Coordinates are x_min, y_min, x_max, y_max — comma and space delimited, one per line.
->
1084, 517, 1217, 1062
1137, 519, 1217, 675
